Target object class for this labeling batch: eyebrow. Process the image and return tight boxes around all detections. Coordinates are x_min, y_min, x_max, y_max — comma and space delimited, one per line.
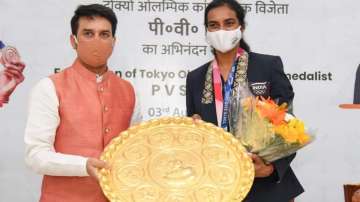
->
208, 17, 236, 24
208, 20, 219, 24
224, 18, 237, 22
81, 29, 111, 33
81, 29, 94, 33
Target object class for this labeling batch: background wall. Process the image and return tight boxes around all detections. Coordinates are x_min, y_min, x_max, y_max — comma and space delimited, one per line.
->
0, 0, 360, 201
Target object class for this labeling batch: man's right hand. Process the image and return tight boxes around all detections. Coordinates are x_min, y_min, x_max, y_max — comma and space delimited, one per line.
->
86, 158, 109, 181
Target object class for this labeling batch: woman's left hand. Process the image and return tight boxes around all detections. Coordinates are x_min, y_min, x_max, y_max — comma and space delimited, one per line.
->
250, 153, 274, 178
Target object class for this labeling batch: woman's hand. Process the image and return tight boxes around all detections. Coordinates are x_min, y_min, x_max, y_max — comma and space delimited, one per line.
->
191, 114, 201, 122
191, 114, 202, 123
250, 153, 274, 178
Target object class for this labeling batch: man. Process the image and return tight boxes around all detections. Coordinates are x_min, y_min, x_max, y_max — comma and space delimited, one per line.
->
24, 4, 142, 202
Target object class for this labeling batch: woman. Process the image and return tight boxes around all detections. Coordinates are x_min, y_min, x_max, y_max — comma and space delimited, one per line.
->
185, 0, 303, 201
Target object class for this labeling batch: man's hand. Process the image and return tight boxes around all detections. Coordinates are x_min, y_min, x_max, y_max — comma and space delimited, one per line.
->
250, 153, 274, 178
86, 158, 109, 181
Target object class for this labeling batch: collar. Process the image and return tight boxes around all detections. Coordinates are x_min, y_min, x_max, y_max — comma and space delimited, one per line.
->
72, 59, 110, 83
201, 48, 249, 104
96, 74, 103, 83
212, 48, 243, 73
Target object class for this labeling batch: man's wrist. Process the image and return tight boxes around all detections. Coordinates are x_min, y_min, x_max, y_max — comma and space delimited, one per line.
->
83, 157, 90, 176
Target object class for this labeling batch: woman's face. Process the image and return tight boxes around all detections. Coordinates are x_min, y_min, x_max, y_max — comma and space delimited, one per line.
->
207, 5, 240, 32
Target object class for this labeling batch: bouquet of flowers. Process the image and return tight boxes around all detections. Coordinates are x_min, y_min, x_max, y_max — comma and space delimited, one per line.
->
229, 85, 313, 163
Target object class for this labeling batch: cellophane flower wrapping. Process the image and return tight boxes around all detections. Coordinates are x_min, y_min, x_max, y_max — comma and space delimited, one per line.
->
229, 85, 314, 163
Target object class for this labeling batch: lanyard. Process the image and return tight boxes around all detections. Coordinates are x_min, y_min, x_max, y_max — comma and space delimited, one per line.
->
213, 58, 238, 131
220, 60, 237, 130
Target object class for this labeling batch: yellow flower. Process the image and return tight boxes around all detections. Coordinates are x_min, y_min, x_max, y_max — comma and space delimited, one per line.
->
298, 133, 310, 144
288, 119, 305, 134
275, 118, 310, 145
275, 124, 298, 143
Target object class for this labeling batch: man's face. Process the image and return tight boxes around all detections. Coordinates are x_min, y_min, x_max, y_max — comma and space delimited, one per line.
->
76, 16, 113, 42
72, 16, 115, 68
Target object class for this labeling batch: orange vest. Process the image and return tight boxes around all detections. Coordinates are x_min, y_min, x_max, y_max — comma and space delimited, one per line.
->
40, 59, 135, 202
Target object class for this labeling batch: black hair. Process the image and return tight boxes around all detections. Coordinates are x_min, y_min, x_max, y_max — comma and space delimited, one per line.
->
205, 0, 250, 52
71, 4, 117, 36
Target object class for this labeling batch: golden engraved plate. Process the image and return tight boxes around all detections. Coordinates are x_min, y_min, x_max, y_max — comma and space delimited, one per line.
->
99, 117, 254, 202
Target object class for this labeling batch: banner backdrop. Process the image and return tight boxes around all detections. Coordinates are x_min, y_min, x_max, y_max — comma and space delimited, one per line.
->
1, 0, 360, 201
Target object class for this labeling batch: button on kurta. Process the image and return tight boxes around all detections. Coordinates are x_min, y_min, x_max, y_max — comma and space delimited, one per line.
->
98, 87, 104, 92
104, 106, 109, 112
104, 127, 111, 133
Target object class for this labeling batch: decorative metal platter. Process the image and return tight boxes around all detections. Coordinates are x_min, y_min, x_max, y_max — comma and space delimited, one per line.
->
99, 117, 254, 202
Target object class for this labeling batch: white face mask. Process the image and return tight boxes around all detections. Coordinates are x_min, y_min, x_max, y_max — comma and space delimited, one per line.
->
206, 27, 242, 53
